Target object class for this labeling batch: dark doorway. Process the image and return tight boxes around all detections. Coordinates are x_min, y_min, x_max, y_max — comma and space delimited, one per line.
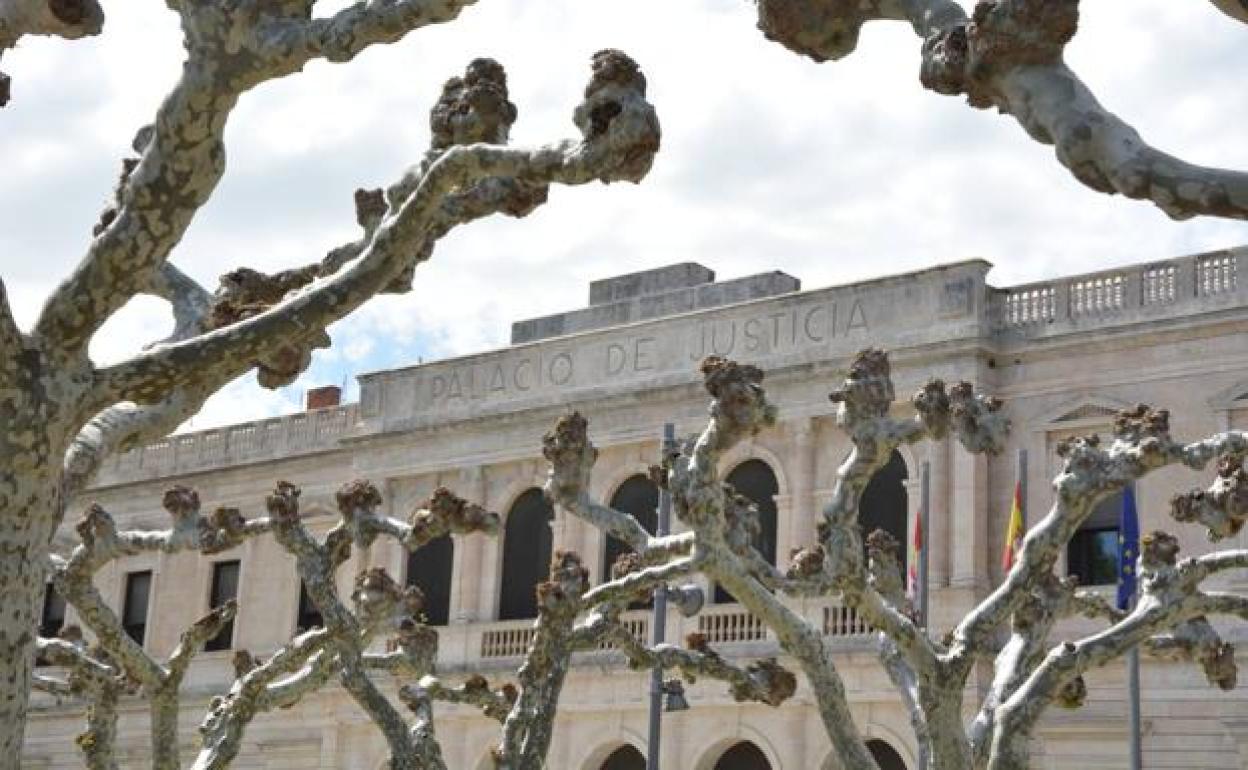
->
600, 745, 646, 770
714, 460, 779, 603
498, 488, 554, 620
860, 450, 909, 574
407, 534, 454, 625
713, 741, 772, 770
867, 739, 908, 770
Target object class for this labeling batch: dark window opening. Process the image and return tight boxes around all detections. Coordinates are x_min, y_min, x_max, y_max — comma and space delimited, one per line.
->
599, 745, 646, 770
1067, 491, 1123, 587
407, 535, 454, 626
36, 584, 67, 666
296, 581, 323, 634
205, 560, 240, 652
860, 449, 909, 575
122, 571, 152, 645
714, 741, 772, 770
39, 583, 66, 639
867, 739, 909, 770
499, 488, 554, 621
602, 475, 659, 609
714, 460, 779, 604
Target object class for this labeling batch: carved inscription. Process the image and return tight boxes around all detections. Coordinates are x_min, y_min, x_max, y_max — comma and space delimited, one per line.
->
427, 350, 576, 403
687, 299, 867, 360
414, 299, 871, 411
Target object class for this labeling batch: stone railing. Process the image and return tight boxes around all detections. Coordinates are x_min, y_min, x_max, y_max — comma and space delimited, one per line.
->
477, 613, 651, 660
822, 602, 872, 639
996, 247, 1245, 330
696, 605, 769, 644
95, 404, 359, 486
479, 619, 538, 659
596, 613, 650, 651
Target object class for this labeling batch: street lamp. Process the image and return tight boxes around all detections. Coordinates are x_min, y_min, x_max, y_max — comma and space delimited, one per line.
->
661, 679, 689, 712
647, 423, 678, 770
661, 584, 704, 618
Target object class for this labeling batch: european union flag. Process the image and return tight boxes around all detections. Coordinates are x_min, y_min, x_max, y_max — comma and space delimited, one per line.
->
1117, 484, 1140, 611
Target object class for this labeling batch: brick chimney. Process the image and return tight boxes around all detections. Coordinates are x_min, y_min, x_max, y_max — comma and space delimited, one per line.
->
305, 385, 341, 410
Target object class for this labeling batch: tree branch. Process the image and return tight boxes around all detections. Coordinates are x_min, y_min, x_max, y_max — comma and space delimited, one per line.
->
31, 0, 493, 360
406, 674, 516, 724
94, 50, 659, 406
756, 0, 1248, 221
1208, 0, 1248, 25
0, 277, 22, 386
955, 417, 1247, 667
36, 635, 129, 770
646, 356, 883, 770
987, 531, 1248, 768
258, 0, 480, 74
194, 632, 337, 770
492, 552, 589, 769
0, 0, 104, 106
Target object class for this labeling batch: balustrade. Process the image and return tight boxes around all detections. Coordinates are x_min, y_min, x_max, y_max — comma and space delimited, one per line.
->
998, 248, 1246, 329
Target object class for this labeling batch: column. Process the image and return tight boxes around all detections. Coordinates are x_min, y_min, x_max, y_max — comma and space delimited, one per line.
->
928, 435, 951, 588
950, 446, 989, 591
790, 417, 818, 551
476, 472, 504, 621
452, 466, 486, 623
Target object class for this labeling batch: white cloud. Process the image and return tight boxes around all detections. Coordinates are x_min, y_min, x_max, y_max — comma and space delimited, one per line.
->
2, 0, 1246, 433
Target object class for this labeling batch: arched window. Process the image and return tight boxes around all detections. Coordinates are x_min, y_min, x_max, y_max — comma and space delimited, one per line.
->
498, 488, 554, 620
714, 741, 772, 770
599, 745, 645, 770
860, 450, 909, 574
407, 535, 453, 626
866, 739, 908, 770
715, 459, 779, 604
602, 474, 659, 582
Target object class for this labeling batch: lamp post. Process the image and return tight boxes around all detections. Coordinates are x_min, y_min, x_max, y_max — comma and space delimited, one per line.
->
646, 423, 676, 770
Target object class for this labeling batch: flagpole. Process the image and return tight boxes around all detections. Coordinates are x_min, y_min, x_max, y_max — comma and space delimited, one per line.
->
1017, 448, 1027, 531
1128, 647, 1142, 769
1126, 482, 1143, 770
919, 461, 930, 629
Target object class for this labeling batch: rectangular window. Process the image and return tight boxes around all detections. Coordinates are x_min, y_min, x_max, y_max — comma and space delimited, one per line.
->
39, 584, 66, 639
1067, 490, 1124, 587
296, 582, 322, 634
36, 584, 67, 666
123, 571, 152, 645
1067, 527, 1119, 586
204, 561, 240, 652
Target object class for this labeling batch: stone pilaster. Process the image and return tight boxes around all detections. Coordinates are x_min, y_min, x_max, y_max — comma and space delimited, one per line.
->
950, 447, 989, 591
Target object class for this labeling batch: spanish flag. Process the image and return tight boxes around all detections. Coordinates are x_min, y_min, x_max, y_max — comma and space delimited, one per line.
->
1001, 481, 1025, 571
907, 508, 923, 600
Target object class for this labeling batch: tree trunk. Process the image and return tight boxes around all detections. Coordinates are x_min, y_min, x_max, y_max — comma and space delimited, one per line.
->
151, 688, 184, 770
0, 471, 59, 765
924, 692, 974, 770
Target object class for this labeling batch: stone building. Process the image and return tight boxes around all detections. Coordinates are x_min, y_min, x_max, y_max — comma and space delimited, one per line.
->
23, 246, 1248, 769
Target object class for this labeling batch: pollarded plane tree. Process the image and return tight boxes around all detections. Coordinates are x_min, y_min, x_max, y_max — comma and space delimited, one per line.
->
544, 351, 1248, 770
754, 0, 1248, 221
39, 476, 798, 769
0, 0, 663, 759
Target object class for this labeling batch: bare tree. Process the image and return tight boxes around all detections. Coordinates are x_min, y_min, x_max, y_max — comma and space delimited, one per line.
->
9, 0, 1248, 766
37, 474, 795, 769
545, 351, 1248, 770
0, 0, 664, 756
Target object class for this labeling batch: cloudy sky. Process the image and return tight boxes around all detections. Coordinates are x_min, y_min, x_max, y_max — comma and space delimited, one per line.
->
2, 0, 1246, 431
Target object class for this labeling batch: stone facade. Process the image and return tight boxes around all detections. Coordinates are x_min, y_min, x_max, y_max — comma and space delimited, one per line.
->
23, 247, 1248, 769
